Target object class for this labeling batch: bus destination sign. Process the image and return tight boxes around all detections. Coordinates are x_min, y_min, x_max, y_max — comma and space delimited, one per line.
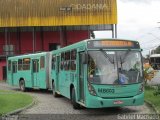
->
100, 41, 133, 47
87, 40, 140, 49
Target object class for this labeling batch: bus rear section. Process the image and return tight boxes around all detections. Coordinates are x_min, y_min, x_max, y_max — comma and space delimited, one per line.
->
7, 52, 52, 91
51, 39, 144, 109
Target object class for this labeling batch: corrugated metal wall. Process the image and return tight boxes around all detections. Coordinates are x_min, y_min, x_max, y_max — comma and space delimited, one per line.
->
0, 0, 117, 27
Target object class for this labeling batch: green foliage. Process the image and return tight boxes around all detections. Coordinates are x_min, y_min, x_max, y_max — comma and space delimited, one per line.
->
145, 84, 154, 90
145, 86, 160, 112
153, 85, 160, 96
0, 90, 33, 115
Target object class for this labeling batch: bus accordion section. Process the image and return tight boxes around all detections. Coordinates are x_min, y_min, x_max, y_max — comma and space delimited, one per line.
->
7, 52, 52, 91
51, 39, 144, 109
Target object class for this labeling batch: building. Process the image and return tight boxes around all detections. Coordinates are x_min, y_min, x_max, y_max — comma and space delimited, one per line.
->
0, 0, 117, 80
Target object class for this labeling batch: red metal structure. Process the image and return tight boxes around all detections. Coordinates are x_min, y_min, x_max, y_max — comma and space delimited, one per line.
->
0, 28, 89, 80
0, 0, 117, 80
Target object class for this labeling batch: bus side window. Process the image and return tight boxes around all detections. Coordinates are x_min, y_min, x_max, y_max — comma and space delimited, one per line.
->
52, 55, 56, 70
23, 58, 30, 70
8, 60, 11, 71
40, 56, 45, 69
13, 61, 17, 73
65, 51, 71, 71
88, 56, 96, 76
18, 59, 23, 71
61, 53, 64, 70
71, 50, 77, 70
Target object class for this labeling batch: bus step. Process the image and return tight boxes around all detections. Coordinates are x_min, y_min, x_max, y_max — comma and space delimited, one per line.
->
78, 101, 85, 107
57, 91, 61, 94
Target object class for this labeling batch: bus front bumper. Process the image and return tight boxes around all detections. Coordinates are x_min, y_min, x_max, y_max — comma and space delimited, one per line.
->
85, 92, 144, 108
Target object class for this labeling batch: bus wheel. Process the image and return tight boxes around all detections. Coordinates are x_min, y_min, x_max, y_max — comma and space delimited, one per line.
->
52, 82, 59, 97
71, 88, 80, 109
19, 80, 26, 92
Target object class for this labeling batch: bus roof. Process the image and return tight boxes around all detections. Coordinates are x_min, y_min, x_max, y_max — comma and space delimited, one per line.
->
8, 52, 49, 60
52, 38, 140, 53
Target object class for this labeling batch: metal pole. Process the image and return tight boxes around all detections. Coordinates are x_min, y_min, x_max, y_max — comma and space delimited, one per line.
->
35, 27, 36, 52
32, 27, 35, 53
59, 27, 63, 47
5, 28, 8, 55
63, 26, 67, 46
115, 24, 117, 38
5, 28, 8, 45
40, 27, 44, 51
112, 24, 115, 38
59, 26, 67, 47
88, 25, 90, 39
17, 27, 21, 54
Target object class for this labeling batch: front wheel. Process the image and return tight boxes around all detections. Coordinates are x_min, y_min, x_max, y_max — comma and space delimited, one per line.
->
71, 88, 80, 109
19, 80, 26, 92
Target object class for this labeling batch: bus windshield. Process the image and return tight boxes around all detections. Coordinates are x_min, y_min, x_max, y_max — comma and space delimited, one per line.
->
88, 50, 143, 84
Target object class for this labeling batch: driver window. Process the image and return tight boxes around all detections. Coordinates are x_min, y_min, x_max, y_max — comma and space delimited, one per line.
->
88, 56, 96, 77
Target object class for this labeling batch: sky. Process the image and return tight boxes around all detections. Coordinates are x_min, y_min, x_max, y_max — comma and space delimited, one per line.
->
94, 0, 160, 57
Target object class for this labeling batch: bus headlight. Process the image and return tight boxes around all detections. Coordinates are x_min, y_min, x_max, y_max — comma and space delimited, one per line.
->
88, 82, 97, 96
139, 83, 144, 93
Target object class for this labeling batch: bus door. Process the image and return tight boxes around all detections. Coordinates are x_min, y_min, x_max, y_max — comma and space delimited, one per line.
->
7, 60, 12, 85
32, 59, 39, 87
11, 61, 17, 85
56, 56, 60, 91
79, 52, 85, 102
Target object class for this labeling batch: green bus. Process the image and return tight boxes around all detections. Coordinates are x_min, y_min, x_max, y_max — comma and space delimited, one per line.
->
51, 39, 144, 109
7, 52, 52, 91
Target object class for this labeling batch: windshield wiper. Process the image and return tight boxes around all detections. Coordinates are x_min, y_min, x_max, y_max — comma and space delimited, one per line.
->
119, 56, 123, 69
100, 49, 115, 64
120, 51, 131, 64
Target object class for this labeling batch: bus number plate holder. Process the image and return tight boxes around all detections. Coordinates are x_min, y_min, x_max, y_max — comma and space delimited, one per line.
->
114, 100, 123, 105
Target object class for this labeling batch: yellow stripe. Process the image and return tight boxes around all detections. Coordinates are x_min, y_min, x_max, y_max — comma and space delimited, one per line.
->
0, 0, 117, 27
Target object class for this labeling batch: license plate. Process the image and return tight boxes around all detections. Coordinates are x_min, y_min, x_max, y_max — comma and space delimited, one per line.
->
114, 100, 123, 104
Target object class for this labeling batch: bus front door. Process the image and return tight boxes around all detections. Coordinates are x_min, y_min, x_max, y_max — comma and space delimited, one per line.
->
11, 62, 14, 85
11, 61, 17, 85
79, 52, 85, 103
32, 59, 39, 87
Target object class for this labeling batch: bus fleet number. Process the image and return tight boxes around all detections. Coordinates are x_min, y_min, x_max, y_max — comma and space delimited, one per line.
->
98, 88, 115, 93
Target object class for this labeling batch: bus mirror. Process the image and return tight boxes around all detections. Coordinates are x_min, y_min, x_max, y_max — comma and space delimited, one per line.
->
141, 49, 143, 51
82, 53, 88, 64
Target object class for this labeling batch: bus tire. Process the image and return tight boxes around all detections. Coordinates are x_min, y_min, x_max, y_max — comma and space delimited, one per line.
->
71, 88, 80, 109
19, 80, 26, 92
52, 82, 59, 97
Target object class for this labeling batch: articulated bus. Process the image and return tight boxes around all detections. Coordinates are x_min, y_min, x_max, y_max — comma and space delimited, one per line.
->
7, 52, 52, 91
51, 39, 144, 109
7, 39, 144, 109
